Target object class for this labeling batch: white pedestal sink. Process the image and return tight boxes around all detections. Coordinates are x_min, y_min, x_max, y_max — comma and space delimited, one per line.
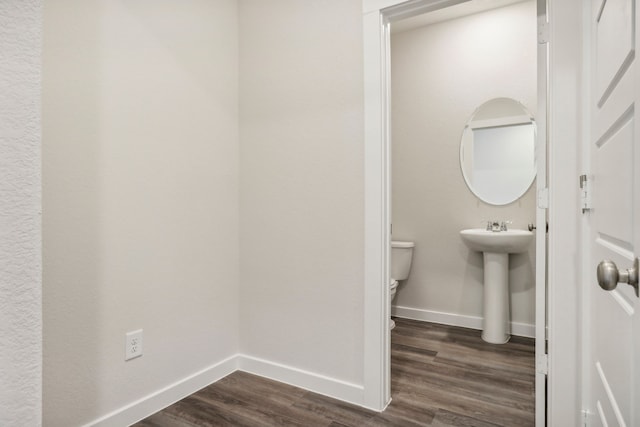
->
460, 229, 533, 344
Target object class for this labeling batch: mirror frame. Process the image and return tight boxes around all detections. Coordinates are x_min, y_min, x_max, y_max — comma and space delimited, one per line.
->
459, 98, 536, 205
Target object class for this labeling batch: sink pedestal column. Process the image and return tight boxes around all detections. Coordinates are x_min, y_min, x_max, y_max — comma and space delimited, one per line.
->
482, 252, 510, 344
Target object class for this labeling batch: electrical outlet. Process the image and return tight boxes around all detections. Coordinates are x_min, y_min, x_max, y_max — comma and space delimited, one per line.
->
125, 329, 143, 361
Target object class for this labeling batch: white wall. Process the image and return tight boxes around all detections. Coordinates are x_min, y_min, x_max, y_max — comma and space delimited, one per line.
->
37, 1, 571, 423
42, 1, 239, 425
239, 0, 365, 385
390, 1, 537, 331
547, 0, 582, 423
0, 1, 42, 425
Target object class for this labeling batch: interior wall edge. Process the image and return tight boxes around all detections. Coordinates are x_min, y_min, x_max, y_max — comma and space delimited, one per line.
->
546, 0, 583, 425
0, 0, 43, 425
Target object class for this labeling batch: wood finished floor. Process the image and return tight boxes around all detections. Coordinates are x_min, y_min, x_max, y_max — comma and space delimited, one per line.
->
135, 318, 535, 427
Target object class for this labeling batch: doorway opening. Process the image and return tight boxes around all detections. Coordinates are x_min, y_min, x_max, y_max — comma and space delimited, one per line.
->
363, 1, 548, 425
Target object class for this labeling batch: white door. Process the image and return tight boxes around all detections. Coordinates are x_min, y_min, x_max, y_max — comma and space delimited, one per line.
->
586, 0, 640, 425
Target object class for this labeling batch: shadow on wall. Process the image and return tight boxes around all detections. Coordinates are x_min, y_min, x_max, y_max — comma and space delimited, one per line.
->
509, 251, 535, 293
43, 0, 103, 423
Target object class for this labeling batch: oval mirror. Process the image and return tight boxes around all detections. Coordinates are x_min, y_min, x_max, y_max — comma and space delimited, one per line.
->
460, 98, 536, 205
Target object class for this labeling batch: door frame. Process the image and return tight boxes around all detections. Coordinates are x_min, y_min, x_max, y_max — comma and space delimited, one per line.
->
362, 0, 582, 424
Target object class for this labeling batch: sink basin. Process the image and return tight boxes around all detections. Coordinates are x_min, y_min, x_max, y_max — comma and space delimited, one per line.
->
460, 228, 534, 344
460, 229, 533, 254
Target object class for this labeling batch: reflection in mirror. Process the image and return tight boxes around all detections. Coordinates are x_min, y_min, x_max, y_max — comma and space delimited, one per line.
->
460, 98, 536, 205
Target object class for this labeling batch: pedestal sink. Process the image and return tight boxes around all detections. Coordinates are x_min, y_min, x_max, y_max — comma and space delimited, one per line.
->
460, 229, 533, 344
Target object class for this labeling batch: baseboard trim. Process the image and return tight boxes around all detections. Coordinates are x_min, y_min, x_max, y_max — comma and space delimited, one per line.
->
85, 355, 238, 427
70, 309, 533, 427
84, 353, 367, 426
392, 305, 535, 338
237, 354, 364, 407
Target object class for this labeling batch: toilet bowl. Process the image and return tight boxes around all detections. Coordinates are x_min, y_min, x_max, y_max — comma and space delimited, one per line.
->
389, 279, 399, 329
390, 240, 415, 330
390, 279, 399, 300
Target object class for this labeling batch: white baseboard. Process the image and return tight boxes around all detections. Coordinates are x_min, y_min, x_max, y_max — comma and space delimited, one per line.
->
85, 355, 238, 427
392, 305, 535, 338
84, 354, 367, 426
85, 309, 528, 427
237, 354, 364, 407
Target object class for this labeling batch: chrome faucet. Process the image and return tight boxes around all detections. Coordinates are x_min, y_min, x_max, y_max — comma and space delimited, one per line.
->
486, 220, 511, 232
486, 221, 501, 232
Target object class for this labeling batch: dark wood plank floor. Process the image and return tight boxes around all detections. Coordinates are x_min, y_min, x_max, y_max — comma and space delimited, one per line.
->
135, 318, 535, 427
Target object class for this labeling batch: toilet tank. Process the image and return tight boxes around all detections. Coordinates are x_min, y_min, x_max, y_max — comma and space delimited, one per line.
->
391, 241, 415, 281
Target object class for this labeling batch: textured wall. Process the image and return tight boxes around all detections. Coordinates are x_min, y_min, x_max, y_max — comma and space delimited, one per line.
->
239, 0, 365, 384
43, 1, 238, 425
391, 1, 537, 328
0, 0, 42, 425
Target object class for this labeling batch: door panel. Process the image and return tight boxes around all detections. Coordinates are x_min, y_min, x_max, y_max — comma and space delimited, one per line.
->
588, 0, 639, 425
594, 69, 634, 139
595, 0, 634, 104
594, 116, 634, 243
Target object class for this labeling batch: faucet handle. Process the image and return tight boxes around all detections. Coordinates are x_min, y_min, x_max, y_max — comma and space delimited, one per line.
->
500, 220, 512, 231
485, 220, 492, 231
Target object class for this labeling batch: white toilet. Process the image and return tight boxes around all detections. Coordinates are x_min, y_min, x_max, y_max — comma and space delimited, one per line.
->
390, 240, 415, 329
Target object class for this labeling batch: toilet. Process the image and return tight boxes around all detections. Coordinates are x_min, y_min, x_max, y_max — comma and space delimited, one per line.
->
390, 240, 415, 329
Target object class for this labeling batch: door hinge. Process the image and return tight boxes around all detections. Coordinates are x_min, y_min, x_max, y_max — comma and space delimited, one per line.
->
537, 188, 549, 209
580, 174, 592, 213
536, 353, 548, 375
538, 22, 549, 44
581, 409, 589, 427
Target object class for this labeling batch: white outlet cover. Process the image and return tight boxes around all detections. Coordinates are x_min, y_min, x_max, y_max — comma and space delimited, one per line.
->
125, 329, 143, 361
